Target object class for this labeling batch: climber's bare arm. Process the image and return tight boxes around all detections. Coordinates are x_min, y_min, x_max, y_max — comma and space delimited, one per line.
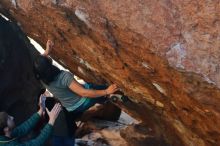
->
69, 80, 118, 98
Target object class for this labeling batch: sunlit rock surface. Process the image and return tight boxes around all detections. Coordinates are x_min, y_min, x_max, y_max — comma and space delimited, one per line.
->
1, 0, 220, 145
75, 112, 138, 146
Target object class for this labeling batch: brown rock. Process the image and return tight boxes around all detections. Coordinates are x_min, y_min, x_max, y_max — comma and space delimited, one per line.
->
1, 0, 220, 145
79, 102, 121, 122
120, 123, 169, 146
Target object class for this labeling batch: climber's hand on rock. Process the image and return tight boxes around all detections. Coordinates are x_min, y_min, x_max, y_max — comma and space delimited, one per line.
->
43, 39, 54, 56
106, 84, 118, 95
46, 39, 54, 49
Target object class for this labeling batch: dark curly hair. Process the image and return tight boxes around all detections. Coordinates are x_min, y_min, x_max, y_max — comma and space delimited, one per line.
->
34, 55, 61, 84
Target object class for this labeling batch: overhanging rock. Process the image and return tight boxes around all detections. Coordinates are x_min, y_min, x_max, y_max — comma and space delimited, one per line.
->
1, 0, 220, 145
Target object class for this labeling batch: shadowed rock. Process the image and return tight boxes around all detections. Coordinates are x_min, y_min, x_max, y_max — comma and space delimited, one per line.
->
0, 15, 41, 124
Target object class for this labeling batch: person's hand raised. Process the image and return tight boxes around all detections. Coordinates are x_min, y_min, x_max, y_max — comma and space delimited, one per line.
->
43, 39, 54, 56
37, 94, 46, 116
46, 39, 54, 49
46, 103, 62, 125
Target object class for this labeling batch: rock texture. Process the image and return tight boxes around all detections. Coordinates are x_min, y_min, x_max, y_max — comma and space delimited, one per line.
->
120, 123, 169, 146
0, 15, 41, 124
1, 0, 220, 145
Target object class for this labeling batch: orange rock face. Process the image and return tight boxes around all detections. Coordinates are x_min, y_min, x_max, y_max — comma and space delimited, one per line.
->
1, 0, 220, 145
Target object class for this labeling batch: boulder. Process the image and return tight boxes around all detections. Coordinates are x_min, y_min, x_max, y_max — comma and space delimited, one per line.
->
1, 0, 220, 145
0, 15, 41, 124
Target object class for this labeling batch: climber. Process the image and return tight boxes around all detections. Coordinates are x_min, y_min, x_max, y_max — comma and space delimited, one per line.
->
33, 39, 119, 135
0, 95, 62, 145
